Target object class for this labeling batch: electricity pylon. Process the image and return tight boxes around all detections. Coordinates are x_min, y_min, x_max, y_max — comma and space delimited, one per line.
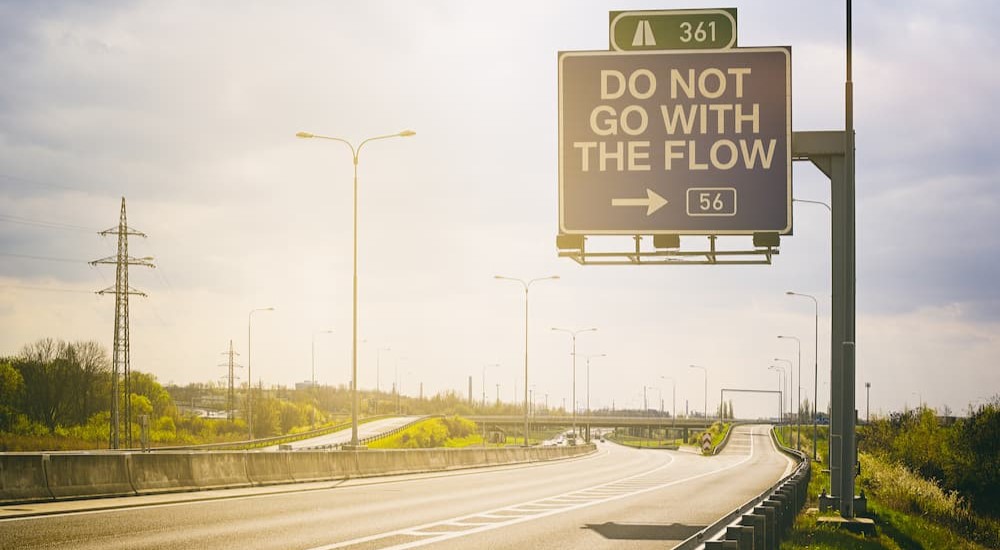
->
219, 340, 243, 421
90, 197, 154, 449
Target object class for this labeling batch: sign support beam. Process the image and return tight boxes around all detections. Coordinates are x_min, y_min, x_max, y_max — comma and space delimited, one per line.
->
790, 130, 859, 517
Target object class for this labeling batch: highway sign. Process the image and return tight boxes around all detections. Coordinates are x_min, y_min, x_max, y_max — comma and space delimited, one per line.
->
558, 47, 791, 235
610, 9, 737, 51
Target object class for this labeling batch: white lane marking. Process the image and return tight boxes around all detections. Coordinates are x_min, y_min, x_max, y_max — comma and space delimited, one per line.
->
307, 431, 761, 550
766, 425, 798, 477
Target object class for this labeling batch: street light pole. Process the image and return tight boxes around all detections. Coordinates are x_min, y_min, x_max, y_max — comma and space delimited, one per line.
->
375, 347, 390, 415
482, 363, 499, 410
769, 365, 785, 429
787, 290, 820, 460
495, 275, 559, 446
660, 375, 676, 429
297, 129, 415, 449
311, 329, 334, 387
247, 306, 274, 440
551, 327, 597, 442
689, 365, 708, 422
774, 357, 793, 436
865, 382, 871, 423
778, 335, 803, 451
582, 353, 605, 442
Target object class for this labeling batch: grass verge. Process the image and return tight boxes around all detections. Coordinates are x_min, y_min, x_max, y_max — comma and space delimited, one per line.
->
781, 427, 998, 549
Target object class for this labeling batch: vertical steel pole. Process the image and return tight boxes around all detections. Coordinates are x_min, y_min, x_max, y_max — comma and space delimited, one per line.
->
350, 155, 360, 448
571, 333, 577, 439
523, 285, 529, 446
840, 0, 858, 517
247, 313, 253, 440
813, 298, 819, 460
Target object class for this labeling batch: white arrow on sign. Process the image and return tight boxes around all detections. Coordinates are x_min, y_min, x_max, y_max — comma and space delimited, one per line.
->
611, 188, 669, 216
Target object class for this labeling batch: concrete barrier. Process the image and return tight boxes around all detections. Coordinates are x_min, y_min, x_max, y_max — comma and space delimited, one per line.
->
0, 443, 596, 505
246, 452, 290, 486
286, 452, 333, 483
45, 453, 135, 499
188, 452, 250, 490
354, 450, 397, 477
330, 451, 357, 479
130, 452, 195, 494
0, 454, 52, 502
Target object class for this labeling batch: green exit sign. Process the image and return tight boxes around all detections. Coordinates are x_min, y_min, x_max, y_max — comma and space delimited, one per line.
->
610, 9, 737, 51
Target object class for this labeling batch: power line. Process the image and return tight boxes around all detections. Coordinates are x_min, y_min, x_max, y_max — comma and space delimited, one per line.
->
0, 284, 94, 294
0, 213, 95, 232
0, 252, 88, 263
0, 171, 93, 195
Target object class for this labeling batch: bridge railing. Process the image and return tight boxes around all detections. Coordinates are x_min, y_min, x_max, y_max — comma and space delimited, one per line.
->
466, 415, 715, 428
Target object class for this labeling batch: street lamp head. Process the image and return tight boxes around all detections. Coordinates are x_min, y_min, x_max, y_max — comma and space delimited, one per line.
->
398, 130, 416, 137
295, 131, 315, 139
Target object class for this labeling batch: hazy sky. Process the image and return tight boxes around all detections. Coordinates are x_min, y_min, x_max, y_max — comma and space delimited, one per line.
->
1, 0, 997, 419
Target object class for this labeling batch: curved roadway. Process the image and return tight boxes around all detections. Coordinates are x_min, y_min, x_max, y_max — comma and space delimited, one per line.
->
261, 416, 423, 451
0, 424, 794, 549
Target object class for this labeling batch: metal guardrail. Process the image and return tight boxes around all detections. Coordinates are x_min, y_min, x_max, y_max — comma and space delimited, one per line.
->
295, 415, 442, 450
150, 415, 396, 451
677, 426, 811, 550
355, 415, 443, 447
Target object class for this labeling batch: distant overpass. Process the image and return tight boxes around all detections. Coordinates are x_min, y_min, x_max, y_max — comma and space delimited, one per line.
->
467, 415, 716, 430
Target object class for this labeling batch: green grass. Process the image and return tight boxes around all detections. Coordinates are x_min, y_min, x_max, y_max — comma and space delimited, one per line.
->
780, 426, 997, 550
607, 433, 681, 449
782, 503, 989, 550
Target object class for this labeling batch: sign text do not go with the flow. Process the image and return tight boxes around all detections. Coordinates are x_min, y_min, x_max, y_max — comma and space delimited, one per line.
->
558, 47, 791, 235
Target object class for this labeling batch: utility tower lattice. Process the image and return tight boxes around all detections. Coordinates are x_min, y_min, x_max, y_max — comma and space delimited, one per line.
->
218, 340, 243, 421
90, 197, 155, 449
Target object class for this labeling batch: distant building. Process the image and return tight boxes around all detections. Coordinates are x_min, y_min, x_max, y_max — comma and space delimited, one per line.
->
295, 380, 319, 391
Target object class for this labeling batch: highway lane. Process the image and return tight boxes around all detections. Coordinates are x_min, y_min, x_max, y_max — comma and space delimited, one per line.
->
0, 425, 793, 549
261, 416, 423, 451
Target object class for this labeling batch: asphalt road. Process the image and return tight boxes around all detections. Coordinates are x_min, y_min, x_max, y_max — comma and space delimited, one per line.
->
0, 425, 793, 549
261, 416, 424, 451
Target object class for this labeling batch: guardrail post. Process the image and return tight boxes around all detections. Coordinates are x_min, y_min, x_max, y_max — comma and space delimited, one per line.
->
754, 505, 777, 550
740, 514, 766, 550
763, 497, 786, 538
725, 525, 754, 548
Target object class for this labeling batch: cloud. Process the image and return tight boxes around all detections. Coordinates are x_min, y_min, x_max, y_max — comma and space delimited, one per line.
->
0, 1, 996, 418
